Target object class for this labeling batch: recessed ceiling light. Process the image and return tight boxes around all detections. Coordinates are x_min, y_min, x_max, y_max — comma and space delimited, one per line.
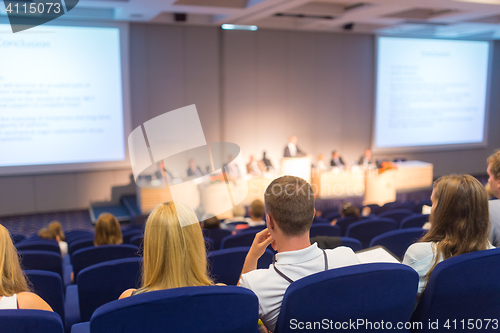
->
221, 24, 258, 31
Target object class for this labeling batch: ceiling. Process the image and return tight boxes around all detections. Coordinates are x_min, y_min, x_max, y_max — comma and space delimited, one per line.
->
4, 0, 500, 39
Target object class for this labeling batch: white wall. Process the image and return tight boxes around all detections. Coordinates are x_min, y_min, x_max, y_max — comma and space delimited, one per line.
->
0, 24, 498, 216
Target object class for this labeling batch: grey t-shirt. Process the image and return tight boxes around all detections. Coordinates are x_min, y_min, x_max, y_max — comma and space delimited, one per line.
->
489, 200, 500, 247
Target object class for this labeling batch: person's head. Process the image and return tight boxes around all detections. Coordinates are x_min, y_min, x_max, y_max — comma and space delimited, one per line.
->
139, 201, 212, 292
232, 205, 245, 218
202, 216, 220, 229
332, 151, 339, 158
263, 151, 267, 158
264, 176, 315, 238
48, 221, 65, 241
38, 228, 56, 240
189, 159, 197, 169
339, 202, 360, 220
365, 149, 372, 158
249, 155, 254, 162
249, 199, 265, 221
422, 174, 490, 279
0, 225, 29, 296
487, 150, 500, 198
288, 135, 297, 145
94, 213, 123, 246
317, 154, 324, 161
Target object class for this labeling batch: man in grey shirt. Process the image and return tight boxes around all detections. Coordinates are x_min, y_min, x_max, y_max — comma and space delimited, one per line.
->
487, 150, 500, 247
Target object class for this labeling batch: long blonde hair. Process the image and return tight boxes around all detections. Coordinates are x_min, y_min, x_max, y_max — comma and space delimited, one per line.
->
422, 174, 490, 280
0, 225, 30, 296
137, 202, 212, 293
94, 214, 123, 246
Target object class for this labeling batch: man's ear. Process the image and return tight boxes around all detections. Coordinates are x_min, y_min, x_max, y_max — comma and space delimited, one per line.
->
266, 214, 274, 230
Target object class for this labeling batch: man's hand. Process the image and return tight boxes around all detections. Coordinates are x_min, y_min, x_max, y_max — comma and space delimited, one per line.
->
239, 229, 274, 279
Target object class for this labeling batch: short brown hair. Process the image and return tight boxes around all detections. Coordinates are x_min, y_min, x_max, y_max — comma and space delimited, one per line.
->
94, 213, 123, 246
487, 150, 500, 180
250, 200, 265, 219
264, 176, 314, 237
38, 228, 56, 240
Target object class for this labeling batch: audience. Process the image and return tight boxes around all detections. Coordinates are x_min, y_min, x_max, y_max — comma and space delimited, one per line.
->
487, 150, 500, 247
0, 225, 53, 311
238, 176, 360, 332
248, 200, 266, 227
119, 202, 215, 298
94, 213, 123, 246
222, 205, 249, 228
201, 216, 220, 229
403, 174, 494, 295
38, 221, 68, 257
330, 202, 360, 225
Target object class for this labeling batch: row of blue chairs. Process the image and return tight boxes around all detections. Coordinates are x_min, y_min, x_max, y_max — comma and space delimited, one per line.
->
3, 247, 499, 333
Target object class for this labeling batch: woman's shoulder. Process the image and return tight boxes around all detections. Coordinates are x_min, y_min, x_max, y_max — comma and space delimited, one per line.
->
17, 292, 53, 311
404, 242, 435, 260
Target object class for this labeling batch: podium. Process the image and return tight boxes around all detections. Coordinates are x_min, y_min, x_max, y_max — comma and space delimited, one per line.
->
281, 157, 312, 183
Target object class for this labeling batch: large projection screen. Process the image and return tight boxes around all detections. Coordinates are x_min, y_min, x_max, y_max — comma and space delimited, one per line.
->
0, 19, 131, 175
373, 36, 491, 153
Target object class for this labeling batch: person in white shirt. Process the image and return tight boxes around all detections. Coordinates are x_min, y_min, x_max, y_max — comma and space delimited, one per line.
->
403, 174, 494, 295
283, 135, 306, 158
487, 150, 500, 246
238, 176, 360, 332
48, 221, 68, 257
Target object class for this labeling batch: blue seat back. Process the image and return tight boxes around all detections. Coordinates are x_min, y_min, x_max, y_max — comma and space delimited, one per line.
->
0, 310, 64, 333
336, 216, 361, 236
413, 198, 432, 214
68, 238, 95, 256
400, 214, 429, 229
121, 229, 142, 244
323, 212, 341, 222
66, 231, 94, 244
16, 240, 60, 254
202, 228, 232, 251
345, 218, 398, 249
412, 248, 500, 332
19, 250, 63, 278
379, 209, 414, 226
309, 225, 341, 238
129, 234, 143, 248
274, 263, 418, 333
220, 230, 259, 249
78, 257, 142, 322
312, 217, 330, 224
24, 270, 65, 324
340, 237, 363, 252
204, 237, 214, 252
369, 228, 427, 259
89, 286, 259, 333
11, 234, 26, 244
207, 247, 273, 285
363, 204, 381, 215
72, 245, 139, 282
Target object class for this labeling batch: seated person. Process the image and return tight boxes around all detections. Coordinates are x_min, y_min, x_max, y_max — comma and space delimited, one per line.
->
331, 202, 360, 225
0, 224, 53, 311
261, 152, 273, 171
238, 176, 360, 332
201, 216, 220, 229
248, 200, 266, 227
120, 202, 216, 298
222, 205, 249, 228
403, 174, 494, 296
48, 221, 68, 257
487, 150, 500, 246
187, 159, 204, 178
358, 149, 372, 167
38, 227, 67, 257
94, 213, 123, 246
315, 154, 327, 172
330, 151, 345, 167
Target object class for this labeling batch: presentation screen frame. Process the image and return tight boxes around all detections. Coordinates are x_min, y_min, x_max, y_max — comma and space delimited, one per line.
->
371, 35, 492, 154
0, 18, 132, 176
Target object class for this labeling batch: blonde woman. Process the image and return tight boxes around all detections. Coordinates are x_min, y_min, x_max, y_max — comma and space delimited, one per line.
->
0, 225, 53, 311
120, 202, 214, 298
403, 174, 494, 295
94, 213, 123, 246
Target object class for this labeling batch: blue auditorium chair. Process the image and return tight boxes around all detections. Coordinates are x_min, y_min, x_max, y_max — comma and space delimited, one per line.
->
345, 218, 398, 249
68, 238, 95, 257
340, 237, 363, 252
19, 250, 63, 279
413, 198, 432, 214
76, 257, 142, 322
66, 231, 94, 244
274, 263, 418, 333
71, 245, 139, 282
363, 204, 380, 215
25, 270, 65, 323
243, 225, 266, 232
379, 209, 415, 227
400, 214, 429, 229
369, 228, 427, 259
202, 228, 232, 251
204, 237, 214, 252
321, 206, 339, 217
309, 224, 341, 237
220, 230, 259, 249
411, 248, 500, 333
71, 286, 259, 333
17, 239, 61, 254
0, 310, 64, 333
323, 211, 341, 222
312, 217, 329, 224
129, 234, 143, 248
335, 216, 361, 236
11, 233, 26, 244
121, 228, 142, 244
207, 247, 273, 285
